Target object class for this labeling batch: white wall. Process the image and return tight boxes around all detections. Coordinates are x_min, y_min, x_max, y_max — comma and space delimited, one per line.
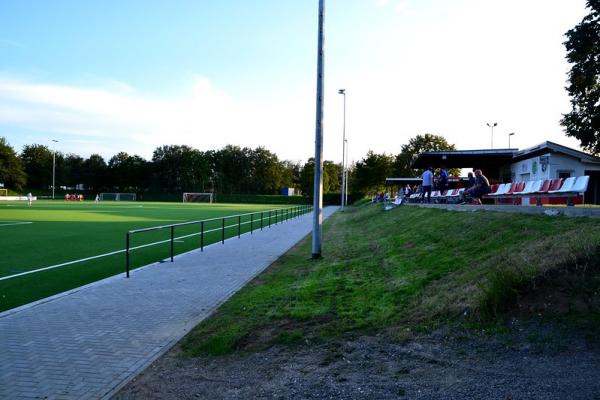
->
509, 152, 600, 205
511, 153, 600, 182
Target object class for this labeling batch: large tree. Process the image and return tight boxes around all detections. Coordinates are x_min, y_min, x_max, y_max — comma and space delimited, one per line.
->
0, 137, 27, 191
393, 133, 457, 177
561, 0, 600, 154
351, 151, 394, 194
20, 144, 62, 189
83, 154, 108, 192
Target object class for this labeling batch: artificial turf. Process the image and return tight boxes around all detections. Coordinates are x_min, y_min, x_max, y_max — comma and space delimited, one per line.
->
0, 200, 306, 312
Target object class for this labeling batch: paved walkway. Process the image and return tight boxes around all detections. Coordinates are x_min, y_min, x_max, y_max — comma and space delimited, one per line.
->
0, 207, 337, 400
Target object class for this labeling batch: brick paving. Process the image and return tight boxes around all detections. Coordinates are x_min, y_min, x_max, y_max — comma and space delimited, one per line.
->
0, 207, 336, 399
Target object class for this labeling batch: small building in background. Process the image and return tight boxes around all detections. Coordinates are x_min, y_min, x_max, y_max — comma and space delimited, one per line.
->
410, 141, 600, 204
280, 187, 296, 196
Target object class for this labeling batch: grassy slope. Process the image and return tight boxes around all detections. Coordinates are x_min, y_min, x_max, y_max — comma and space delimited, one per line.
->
0, 201, 301, 311
182, 204, 600, 356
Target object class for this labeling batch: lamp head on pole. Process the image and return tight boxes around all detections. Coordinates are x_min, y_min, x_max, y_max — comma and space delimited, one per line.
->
509, 132, 515, 136
486, 122, 498, 128
338, 89, 345, 95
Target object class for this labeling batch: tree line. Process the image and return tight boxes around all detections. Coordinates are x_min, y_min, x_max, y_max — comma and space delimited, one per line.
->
0, 134, 458, 197
0, 139, 346, 196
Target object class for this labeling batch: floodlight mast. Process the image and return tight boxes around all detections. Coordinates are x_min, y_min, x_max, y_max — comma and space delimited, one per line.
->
52, 139, 58, 200
339, 88, 346, 209
486, 122, 497, 149
509, 132, 515, 148
312, 0, 325, 259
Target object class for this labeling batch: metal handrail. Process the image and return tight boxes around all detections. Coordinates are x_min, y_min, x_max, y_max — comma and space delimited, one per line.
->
125, 204, 312, 277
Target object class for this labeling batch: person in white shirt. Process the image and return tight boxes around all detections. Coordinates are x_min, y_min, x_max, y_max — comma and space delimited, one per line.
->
27, 192, 33, 207
421, 167, 433, 203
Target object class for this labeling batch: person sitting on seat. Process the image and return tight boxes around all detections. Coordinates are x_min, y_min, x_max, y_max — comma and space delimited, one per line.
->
467, 169, 491, 205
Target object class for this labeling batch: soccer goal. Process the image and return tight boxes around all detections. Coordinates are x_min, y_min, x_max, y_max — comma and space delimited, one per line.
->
99, 192, 137, 201
0, 189, 7, 197
182, 192, 214, 203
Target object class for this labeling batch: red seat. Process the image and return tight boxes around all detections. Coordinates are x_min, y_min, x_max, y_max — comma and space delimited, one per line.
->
489, 184, 499, 194
535, 179, 552, 194
547, 178, 563, 192
504, 182, 521, 196
533, 178, 562, 206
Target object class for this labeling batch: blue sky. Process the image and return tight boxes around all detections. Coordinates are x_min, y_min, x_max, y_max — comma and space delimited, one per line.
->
0, 0, 590, 163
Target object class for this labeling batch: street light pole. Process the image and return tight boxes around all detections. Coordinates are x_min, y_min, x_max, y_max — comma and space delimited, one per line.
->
486, 122, 497, 149
338, 89, 346, 209
508, 132, 515, 148
312, 0, 325, 259
52, 139, 58, 200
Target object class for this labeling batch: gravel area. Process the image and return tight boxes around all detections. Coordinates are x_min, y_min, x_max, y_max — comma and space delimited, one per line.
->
115, 323, 600, 400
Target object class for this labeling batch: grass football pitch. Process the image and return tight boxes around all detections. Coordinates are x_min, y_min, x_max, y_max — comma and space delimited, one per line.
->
0, 200, 301, 312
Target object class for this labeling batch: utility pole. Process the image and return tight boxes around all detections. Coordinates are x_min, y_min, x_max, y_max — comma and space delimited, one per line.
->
338, 89, 346, 209
312, 0, 325, 259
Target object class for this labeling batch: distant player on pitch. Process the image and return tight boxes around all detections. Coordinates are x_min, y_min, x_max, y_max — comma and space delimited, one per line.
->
27, 192, 33, 207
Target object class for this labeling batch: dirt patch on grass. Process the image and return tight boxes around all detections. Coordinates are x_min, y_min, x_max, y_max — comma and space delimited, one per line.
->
115, 323, 600, 400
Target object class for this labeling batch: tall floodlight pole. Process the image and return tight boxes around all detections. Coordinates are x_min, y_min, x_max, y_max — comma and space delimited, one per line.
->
508, 132, 515, 148
52, 139, 58, 200
344, 139, 349, 206
486, 122, 497, 149
338, 89, 346, 209
312, 0, 325, 259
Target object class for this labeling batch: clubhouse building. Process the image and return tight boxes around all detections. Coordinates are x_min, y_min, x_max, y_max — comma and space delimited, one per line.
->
407, 141, 600, 205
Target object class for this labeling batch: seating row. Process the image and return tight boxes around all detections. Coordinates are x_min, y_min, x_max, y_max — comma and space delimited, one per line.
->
404, 175, 589, 206
485, 176, 589, 205
406, 188, 465, 204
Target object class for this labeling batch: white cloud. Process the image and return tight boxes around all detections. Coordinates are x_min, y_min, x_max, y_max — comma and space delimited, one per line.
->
0, 75, 316, 161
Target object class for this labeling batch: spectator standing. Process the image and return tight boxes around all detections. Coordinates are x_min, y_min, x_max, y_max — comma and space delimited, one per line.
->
421, 167, 433, 203
439, 167, 449, 192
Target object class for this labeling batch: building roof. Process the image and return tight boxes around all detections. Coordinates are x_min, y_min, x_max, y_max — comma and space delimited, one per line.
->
512, 141, 600, 164
411, 148, 517, 169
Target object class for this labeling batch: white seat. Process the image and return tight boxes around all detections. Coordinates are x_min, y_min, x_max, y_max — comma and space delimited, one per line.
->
489, 183, 510, 196
570, 175, 590, 194
516, 180, 535, 195
548, 177, 576, 194
521, 180, 543, 195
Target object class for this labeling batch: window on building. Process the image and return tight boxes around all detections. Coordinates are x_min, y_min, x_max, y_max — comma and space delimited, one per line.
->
558, 171, 572, 180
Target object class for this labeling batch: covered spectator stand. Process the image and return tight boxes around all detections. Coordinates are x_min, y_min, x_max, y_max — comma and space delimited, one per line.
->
411, 149, 516, 183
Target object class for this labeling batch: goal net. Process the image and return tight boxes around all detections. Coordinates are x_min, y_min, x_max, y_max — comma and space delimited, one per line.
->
183, 192, 213, 203
99, 192, 137, 201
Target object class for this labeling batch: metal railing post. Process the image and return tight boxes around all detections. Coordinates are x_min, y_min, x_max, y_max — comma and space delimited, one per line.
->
222, 217, 225, 244
238, 215, 241, 238
260, 211, 263, 230
170, 225, 174, 262
126, 232, 130, 278
269, 210, 272, 227
201, 221, 204, 251
250, 213, 253, 234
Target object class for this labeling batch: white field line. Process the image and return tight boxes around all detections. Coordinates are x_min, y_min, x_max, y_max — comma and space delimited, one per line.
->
0, 212, 297, 282
0, 221, 33, 227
